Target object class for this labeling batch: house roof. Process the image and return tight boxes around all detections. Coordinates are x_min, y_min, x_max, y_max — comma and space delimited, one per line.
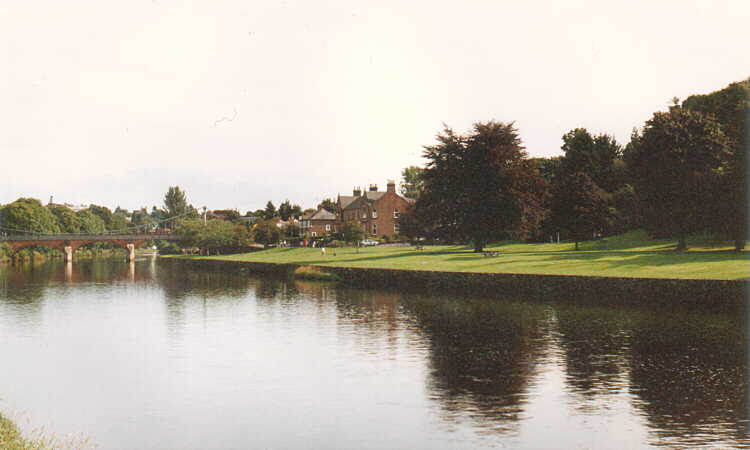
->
342, 191, 388, 211
337, 195, 356, 210
304, 208, 337, 221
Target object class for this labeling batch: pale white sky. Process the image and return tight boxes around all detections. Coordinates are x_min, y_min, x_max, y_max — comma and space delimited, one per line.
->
1, 0, 748, 212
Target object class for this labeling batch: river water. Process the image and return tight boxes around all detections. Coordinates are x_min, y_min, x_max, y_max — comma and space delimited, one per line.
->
0, 259, 747, 449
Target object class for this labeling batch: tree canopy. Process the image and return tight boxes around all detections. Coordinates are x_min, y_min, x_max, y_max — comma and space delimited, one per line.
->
414, 121, 546, 252
625, 106, 730, 250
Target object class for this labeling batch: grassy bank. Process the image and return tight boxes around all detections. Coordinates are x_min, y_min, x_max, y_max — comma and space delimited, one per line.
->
169, 231, 749, 280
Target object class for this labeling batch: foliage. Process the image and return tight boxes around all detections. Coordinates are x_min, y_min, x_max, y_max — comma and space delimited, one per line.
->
0, 198, 61, 234
549, 172, 611, 250
414, 121, 547, 252
211, 209, 241, 222
263, 201, 277, 220
682, 78, 749, 250
400, 165, 425, 199
175, 219, 248, 251
47, 204, 82, 233
253, 219, 282, 246
278, 200, 302, 221
76, 209, 107, 233
163, 186, 189, 218
625, 107, 730, 250
560, 128, 622, 192
341, 220, 364, 245
318, 198, 337, 214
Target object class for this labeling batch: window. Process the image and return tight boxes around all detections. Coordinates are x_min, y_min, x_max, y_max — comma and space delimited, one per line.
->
393, 209, 400, 218
312, 232, 317, 237
372, 210, 378, 218
361, 210, 367, 219
372, 224, 377, 234
394, 223, 400, 233
325, 224, 331, 231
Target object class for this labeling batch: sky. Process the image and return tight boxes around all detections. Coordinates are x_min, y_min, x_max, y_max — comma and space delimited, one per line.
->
1, 0, 748, 213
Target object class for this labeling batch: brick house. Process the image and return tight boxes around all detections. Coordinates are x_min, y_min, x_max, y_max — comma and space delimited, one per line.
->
339, 180, 412, 237
300, 208, 338, 237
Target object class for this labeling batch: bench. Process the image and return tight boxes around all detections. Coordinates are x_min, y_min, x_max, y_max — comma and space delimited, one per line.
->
482, 250, 500, 257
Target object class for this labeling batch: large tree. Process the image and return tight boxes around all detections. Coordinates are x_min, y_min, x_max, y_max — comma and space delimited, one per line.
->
414, 121, 546, 252
163, 186, 189, 218
48, 204, 82, 233
682, 78, 749, 250
263, 201, 277, 220
549, 172, 611, 250
0, 198, 60, 234
277, 200, 302, 221
560, 128, 622, 192
626, 107, 730, 250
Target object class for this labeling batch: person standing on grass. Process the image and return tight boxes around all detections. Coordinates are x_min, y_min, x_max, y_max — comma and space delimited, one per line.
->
321, 247, 326, 256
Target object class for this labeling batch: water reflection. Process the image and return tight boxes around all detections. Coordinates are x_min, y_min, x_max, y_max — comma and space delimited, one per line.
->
0, 260, 746, 449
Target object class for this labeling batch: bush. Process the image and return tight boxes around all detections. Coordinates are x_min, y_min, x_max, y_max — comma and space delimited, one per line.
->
292, 266, 340, 281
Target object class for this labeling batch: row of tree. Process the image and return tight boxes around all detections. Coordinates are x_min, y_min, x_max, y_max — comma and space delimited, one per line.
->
399, 78, 748, 251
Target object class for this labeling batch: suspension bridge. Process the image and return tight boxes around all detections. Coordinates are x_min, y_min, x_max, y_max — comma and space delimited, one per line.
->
0, 213, 191, 262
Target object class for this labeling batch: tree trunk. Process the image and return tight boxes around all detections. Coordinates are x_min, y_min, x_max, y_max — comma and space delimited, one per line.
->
734, 235, 745, 252
574, 240, 579, 251
474, 240, 484, 253
676, 235, 687, 251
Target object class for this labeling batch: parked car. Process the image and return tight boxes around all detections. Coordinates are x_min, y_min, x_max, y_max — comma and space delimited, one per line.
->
360, 239, 379, 247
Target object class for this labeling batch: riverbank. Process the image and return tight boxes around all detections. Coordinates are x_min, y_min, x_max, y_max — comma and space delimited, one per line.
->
161, 258, 747, 308
168, 231, 749, 280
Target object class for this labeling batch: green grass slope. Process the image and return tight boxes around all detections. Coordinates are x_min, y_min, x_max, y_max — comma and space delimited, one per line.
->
173, 231, 749, 280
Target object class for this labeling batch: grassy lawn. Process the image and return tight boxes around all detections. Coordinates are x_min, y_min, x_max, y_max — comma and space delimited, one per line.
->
172, 231, 750, 280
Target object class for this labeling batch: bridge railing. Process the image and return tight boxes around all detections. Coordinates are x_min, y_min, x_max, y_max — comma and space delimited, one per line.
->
0, 233, 185, 241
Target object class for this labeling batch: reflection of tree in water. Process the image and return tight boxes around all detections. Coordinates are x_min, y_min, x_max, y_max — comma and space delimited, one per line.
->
402, 294, 550, 433
625, 309, 747, 447
555, 301, 747, 447
155, 263, 251, 302
329, 286, 405, 357
555, 305, 632, 405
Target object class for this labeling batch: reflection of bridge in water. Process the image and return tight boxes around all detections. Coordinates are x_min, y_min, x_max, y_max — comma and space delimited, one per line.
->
0, 233, 187, 262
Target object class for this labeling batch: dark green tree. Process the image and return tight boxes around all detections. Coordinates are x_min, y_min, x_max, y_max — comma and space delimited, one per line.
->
400, 166, 425, 199
263, 201, 277, 220
277, 200, 301, 221
318, 198, 337, 214
253, 219, 281, 246
164, 186, 189, 218
626, 107, 730, 250
414, 121, 547, 252
682, 78, 749, 250
341, 221, 364, 246
560, 128, 622, 192
549, 172, 611, 250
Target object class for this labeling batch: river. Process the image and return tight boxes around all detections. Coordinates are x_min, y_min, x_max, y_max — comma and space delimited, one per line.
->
0, 258, 747, 449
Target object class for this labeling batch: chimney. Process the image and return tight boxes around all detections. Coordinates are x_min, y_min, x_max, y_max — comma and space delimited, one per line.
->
353, 187, 361, 197
386, 180, 396, 193
369, 184, 378, 192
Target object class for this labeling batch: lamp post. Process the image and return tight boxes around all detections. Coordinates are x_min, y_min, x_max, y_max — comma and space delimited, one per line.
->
202, 206, 207, 226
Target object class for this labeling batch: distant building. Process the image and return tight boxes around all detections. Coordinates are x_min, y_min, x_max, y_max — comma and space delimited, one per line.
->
339, 180, 412, 237
300, 208, 338, 237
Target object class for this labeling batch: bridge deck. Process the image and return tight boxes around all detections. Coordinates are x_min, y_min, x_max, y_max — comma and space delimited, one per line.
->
0, 234, 186, 242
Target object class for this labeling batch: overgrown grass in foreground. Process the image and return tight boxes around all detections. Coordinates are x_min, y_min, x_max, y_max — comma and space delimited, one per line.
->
172, 231, 749, 280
